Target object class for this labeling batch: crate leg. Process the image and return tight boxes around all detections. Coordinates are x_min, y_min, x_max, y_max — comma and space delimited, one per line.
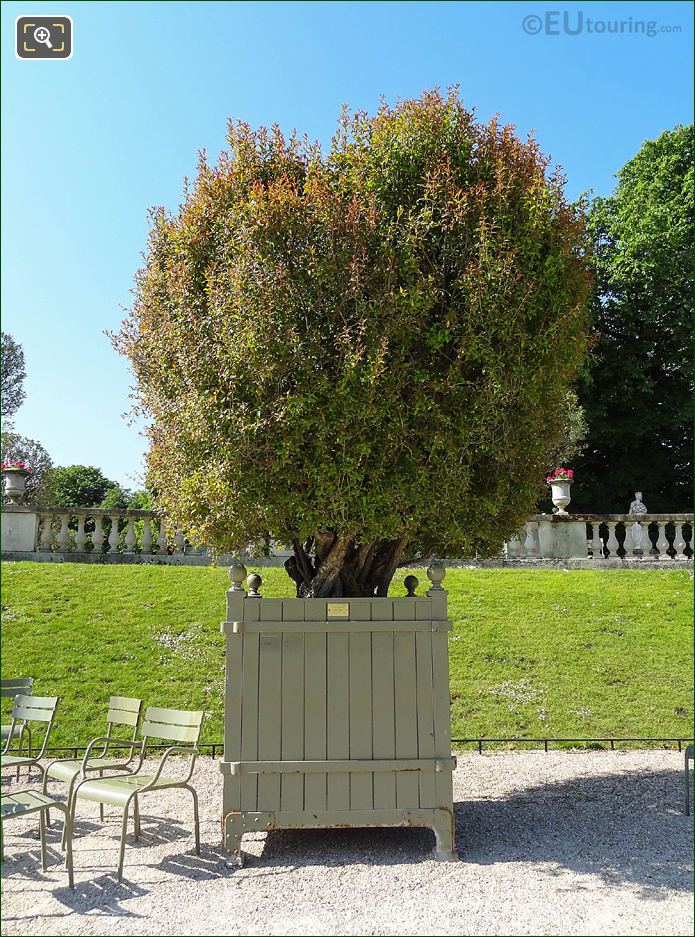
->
431, 808, 458, 862
222, 813, 245, 867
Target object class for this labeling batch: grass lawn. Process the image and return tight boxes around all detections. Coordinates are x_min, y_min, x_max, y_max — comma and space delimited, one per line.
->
1, 562, 692, 750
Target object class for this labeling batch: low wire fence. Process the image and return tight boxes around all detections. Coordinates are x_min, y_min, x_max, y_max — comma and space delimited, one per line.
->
38, 736, 694, 759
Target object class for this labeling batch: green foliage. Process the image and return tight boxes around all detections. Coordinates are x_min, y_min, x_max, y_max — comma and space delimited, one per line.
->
575, 125, 694, 512
0, 431, 53, 506
1, 564, 691, 747
99, 483, 132, 510
116, 89, 591, 595
48, 464, 120, 509
1, 331, 26, 422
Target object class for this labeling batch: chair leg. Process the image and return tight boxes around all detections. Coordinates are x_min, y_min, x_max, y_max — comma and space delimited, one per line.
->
61, 805, 74, 890
39, 809, 47, 872
133, 795, 140, 841
117, 802, 131, 883
42, 771, 51, 829
61, 778, 77, 851
99, 771, 104, 821
188, 786, 200, 855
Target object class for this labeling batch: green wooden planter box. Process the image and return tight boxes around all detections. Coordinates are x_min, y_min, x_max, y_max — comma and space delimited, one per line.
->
219, 569, 457, 864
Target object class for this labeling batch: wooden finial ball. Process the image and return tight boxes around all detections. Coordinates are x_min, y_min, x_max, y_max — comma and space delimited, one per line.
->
228, 562, 248, 592
426, 560, 446, 590
246, 572, 263, 597
404, 575, 419, 597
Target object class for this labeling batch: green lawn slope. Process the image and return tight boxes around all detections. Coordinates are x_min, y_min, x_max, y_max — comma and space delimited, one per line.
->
1, 563, 692, 749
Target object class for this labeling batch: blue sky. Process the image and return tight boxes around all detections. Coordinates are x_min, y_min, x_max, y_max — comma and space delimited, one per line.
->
2, 0, 693, 487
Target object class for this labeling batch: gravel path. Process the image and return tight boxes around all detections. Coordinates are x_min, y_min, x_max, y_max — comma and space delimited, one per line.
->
1, 751, 692, 936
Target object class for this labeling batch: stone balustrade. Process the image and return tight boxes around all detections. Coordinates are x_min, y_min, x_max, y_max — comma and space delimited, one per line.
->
0, 504, 692, 566
1, 505, 205, 562
505, 514, 693, 562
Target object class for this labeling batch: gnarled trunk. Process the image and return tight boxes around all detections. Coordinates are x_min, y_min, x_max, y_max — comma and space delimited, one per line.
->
284, 533, 410, 597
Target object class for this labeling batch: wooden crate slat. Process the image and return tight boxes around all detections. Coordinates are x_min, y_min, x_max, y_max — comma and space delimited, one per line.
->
257, 633, 282, 811
371, 631, 396, 809
240, 633, 260, 811
349, 631, 373, 809
280, 632, 305, 811
394, 631, 420, 808
327, 633, 350, 810
303, 632, 327, 810
415, 631, 437, 807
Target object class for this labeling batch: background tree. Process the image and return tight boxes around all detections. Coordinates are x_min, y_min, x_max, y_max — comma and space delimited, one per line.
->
0, 431, 53, 505
573, 125, 693, 513
47, 464, 121, 508
1, 332, 27, 422
116, 89, 591, 596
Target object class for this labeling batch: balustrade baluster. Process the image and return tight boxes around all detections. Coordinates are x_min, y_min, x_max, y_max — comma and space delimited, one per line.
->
591, 522, 603, 558
655, 522, 670, 558
39, 514, 53, 552
527, 523, 540, 558
108, 515, 121, 554
518, 528, 527, 559
75, 515, 87, 552
92, 516, 104, 553
58, 514, 71, 552
142, 517, 153, 554
174, 530, 185, 554
124, 517, 136, 555
156, 521, 167, 555
605, 522, 619, 559
675, 523, 688, 561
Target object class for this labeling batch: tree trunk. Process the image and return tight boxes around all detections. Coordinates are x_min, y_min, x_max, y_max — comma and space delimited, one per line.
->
284, 533, 411, 598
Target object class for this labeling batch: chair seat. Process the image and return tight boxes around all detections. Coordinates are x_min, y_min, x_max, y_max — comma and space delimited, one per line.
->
76, 774, 182, 807
47, 757, 132, 784
1, 790, 62, 820
1, 754, 37, 768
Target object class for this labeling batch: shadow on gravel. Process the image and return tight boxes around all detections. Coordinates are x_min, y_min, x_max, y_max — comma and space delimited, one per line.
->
51, 873, 148, 917
456, 767, 693, 896
255, 767, 692, 898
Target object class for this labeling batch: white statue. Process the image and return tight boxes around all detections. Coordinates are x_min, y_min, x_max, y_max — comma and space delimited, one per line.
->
628, 492, 648, 554
629, 492, 648, 515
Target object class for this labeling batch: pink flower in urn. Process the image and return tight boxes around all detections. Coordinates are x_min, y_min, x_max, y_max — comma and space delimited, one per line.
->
546, 467, 574, 484
1, 461, 32, 472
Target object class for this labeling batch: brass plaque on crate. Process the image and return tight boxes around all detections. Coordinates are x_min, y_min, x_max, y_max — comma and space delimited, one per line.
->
327, 602, 349, 619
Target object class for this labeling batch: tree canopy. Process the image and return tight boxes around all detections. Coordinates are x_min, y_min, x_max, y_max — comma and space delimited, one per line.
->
573, 125, 693, 513
116, 89, 591, 596
1, 332, 26, 422
47, 464, 122, 509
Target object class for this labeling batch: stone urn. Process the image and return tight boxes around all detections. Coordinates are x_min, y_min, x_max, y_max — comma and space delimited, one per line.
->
2, 467, 31, 505
549, 478, 572, 515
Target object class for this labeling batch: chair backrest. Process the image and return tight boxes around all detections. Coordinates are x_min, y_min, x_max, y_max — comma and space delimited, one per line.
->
141, 707, 204, 748
9, 694, 59, 756
106, 696, 143, 739
12, 693, 57, 723
1, 678, 34, 700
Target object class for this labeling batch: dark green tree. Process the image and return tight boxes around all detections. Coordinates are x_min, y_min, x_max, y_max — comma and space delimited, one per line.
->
1, 332, 26, 422
47, 465, 121, 508
573, 125, 693, 513
115, 90, 591, 596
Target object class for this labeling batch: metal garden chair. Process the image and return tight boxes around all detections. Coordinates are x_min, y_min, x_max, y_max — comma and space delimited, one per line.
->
1, 679, 34, 778
70, 706, 204, 881
1, 695, 59, 782
43, 696, 143, 846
